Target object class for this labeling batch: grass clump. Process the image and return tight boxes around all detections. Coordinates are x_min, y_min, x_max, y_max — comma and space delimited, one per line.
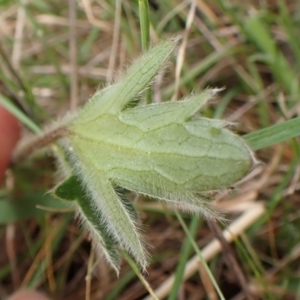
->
0, 1, 300, 299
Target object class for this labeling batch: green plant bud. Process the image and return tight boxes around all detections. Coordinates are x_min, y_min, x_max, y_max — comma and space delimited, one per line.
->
55, 38, 256, 272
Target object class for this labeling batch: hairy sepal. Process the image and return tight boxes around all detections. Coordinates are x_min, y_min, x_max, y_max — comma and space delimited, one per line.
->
61, 144, 149, 270
73, 39, 177, 125
53, 175, 122, 273
119, 89, 217, 131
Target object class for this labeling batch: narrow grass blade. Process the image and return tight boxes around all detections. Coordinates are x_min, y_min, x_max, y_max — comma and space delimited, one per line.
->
243, 15, 297, 94
168, 215, 201, 300
139, 0, 151, 103
0, 192, 71, 224
139, 0, 150, 52
175, 211, 226, 300
163, 47, 233, 99
0, 94, 40, 133
243, 117, 300, 151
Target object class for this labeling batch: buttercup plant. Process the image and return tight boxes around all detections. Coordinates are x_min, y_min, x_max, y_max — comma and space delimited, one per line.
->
15, 38, 256, 273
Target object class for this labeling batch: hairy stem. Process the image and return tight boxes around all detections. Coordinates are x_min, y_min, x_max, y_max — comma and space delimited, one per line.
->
13, 126, 69, 164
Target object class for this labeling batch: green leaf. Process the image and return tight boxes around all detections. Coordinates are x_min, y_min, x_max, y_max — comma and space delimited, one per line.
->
54, 175, 82, 201
0, 192, 71, 224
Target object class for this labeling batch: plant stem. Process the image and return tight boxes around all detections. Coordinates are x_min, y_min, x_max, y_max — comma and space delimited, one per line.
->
12, 126, 69, 164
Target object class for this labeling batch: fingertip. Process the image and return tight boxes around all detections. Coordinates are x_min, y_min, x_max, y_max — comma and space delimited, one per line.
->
0, 105, 20, 183
8, 290, 50, 300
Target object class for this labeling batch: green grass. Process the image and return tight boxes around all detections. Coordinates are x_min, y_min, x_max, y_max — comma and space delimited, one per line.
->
1, 0, 300, 299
